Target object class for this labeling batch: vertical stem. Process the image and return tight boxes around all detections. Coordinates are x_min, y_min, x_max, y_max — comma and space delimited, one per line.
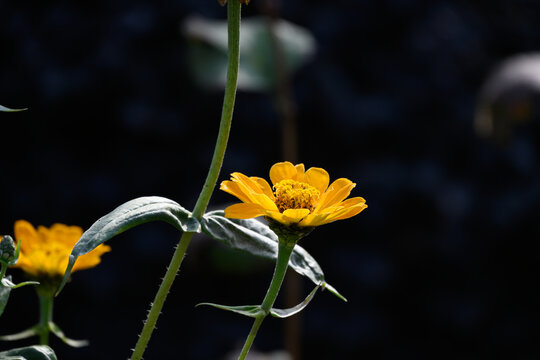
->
130, 231, 195, 360
191, 0, 241, 219
238, 241, 295, 360
38, 293, 53, 345
130, 1, 242, 359
0, 263, 7, 280
265, 16, 298, 163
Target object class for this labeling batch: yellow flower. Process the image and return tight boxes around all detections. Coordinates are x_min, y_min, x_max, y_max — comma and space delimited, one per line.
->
11, 220, 111, 279
221, 161, 367, 227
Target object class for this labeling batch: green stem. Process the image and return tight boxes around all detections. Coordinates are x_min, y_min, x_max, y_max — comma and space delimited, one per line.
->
129, 1, 242, 359
238, 241, 295, 360
0, 263, 7, 280
38, 293, 53, 346
130, 231, 194, 360
191, 0, 241, 220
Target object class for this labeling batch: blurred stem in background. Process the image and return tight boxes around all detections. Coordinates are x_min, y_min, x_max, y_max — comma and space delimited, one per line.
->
129, 1, 241, 359
261, 0, 302, 358
37, 291, 53, 345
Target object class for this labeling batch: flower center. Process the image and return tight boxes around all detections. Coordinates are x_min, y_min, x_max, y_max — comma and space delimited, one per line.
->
273, 179, 320, 213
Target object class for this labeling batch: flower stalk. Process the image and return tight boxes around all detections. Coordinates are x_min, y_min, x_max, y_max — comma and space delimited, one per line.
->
37, 292, 53, 346
238, 239, 296, 360
129, 1, 242, 359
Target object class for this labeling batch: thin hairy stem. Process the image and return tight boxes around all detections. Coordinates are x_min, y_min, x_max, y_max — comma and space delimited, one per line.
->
238, 241, 295, 360
129, 1, 242, 359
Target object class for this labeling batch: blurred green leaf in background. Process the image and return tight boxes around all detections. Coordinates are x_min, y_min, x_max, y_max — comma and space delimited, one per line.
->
183, 16, 316, 92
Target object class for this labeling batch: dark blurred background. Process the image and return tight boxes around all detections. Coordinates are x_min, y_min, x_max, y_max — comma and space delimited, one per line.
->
2, 0, 540, 359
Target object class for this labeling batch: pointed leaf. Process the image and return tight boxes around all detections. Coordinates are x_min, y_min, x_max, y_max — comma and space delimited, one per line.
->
0, 105, 27, 112
1, 278, 39, 290
0, 325, 40, 341
0, 345, 57, 360
322, 282, 347, 302
196, 303, 264, 318
201, 210, 346, 301
270, 285, 319, 318
7, 239, 22, 266
57, 196, 200, 295
48, 322, 88, 348
0, 276, 12, 317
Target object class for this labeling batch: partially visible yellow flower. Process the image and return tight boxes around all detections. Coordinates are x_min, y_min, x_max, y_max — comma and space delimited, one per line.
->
221, 161, 367, 227
11, 220, 111, 279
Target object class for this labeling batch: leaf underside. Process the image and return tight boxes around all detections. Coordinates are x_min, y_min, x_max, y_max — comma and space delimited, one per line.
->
0, 345, 57, 360
270, 284, 320, 318
201, 211, 346, 302
0, 105, 27, 112
48, 322, 88, 348
0, 276, 13, 317
198, 285, 320, 319
0, 325, 39, 342
57, 196, 200, 295
196, 303, 264, 318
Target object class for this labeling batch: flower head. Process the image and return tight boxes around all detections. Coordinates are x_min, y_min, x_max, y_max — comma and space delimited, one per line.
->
220, 161, 367, 228
11, 220, 111, 280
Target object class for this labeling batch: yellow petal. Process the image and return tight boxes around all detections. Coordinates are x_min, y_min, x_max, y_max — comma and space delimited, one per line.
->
14, 220, 38, 253
269, 161, 297, 185
303, 167, 330, 194
233, 175, 278, 211
334, 197, 366, 209
250, 176, 275, 200
36, 225, 51, 245
282, 208, 310, 222
12, 256, 38, 276
220, 180, 252, 204
300, 213, 332, 227
324, 203, 368, 223
224, 203, 267, 219
231, 173, 264, 195
49, 223, 83, 247
314, 178, 355, 212
73, 245, 111, 272
294, 163, 305, 181
12, 220, 111, 277
266, 211, 296, 225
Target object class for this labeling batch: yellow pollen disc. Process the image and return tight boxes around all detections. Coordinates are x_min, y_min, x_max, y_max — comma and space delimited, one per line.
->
273, 179, 320, 213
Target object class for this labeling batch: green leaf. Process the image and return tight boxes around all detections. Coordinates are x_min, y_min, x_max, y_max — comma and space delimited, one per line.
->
201, 211, 346, 302
270, 285, 319, 318
56, 196, 200, 295
0, 276, 13, 317
1, 278, 39, 290
0, 105, 27, 112
8, 239, 22, 267
48, 322, 88, 348
322, 282, 347, 302
0, 325, 40, 341
195, 303, 264, 318
184, 16, 316, 92
0, 345, 57, 360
